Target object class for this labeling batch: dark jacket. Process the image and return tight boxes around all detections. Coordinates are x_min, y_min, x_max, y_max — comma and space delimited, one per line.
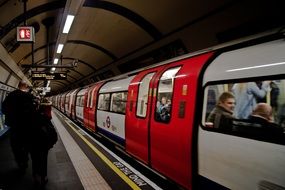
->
2, 89, 37, 132
207, 105, 234, 129
248, 115, 283, 134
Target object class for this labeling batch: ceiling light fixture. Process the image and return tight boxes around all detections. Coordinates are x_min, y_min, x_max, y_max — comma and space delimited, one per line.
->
63, 15, 75, 34
53, 58, 59, 64
57, 44, 64, 53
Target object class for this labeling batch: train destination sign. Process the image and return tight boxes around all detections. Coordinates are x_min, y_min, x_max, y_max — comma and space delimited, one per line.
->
32, 72, 67, 80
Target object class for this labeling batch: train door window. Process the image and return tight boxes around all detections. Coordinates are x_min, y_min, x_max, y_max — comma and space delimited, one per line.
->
90, 87, 96, 108
87, 89, 91, 108
76, 95, 84, 107
155, 67, 181, 123
98, 93, 110, 111
80, 96, 84, 107
202, 79, 285, 145
65, 96, 70, 106
110, 92, 128, 114
136, 73, 155, 117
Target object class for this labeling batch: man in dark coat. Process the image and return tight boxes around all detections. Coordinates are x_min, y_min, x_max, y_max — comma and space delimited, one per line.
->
207, 92, 235, 129
2, 80, 35, 172
249, 103, 283, 135
2, 80, 51, 187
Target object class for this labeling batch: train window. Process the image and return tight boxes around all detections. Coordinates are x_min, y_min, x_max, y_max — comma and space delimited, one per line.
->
202, 79, 285, 145
76, 96, 84, 107
155, 67, 181, 123
110, 92, 128, 114
80, 96, 84, 107
98, 93, 110, 111
136, 73, 155, 118
76, 96, 79, 105
87, 90, 90, 108
65, 96, 70, 105
89, 87, 96, 108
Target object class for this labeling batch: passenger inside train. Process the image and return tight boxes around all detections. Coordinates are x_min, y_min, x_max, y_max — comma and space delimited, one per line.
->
111, 92, 127, 113
156, 96, 171, 122
204, 79, 285, 143
98, 94, 110, 111
206, 91, 235, 129
232, 103, 284, 142
249, 103, 281, 128
232, 81, 270, 119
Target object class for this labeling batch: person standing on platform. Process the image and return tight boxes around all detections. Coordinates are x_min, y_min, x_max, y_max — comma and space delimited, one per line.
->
2, 80, 35, 173
2, 80, 51, 188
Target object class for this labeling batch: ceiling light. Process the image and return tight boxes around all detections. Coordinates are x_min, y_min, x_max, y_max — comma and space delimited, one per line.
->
46, 80, 50, 87
63, 15, 75, 34
51, 67, 56, 72
53, 58, 59, 64
57, 44, 64, 53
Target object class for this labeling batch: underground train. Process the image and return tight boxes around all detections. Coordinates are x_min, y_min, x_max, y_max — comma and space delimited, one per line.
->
52, 30, 285, 190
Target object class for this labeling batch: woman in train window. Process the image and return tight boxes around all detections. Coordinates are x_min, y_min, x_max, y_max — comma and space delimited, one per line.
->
232, 81, 270, 119
206, 92, 235, 129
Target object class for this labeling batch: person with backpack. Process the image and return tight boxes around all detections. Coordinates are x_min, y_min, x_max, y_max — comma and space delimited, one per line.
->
2, 80, 35, 173
2, 80, 56, 188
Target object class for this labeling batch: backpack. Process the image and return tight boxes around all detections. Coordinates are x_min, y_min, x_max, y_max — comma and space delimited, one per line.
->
37, 113, 58, 149
41, 120, 58, 149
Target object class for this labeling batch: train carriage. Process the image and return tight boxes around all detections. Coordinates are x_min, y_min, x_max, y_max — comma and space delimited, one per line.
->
199, 38, 285, 189
96, 76, 135, 146
75, 88, 88, 125
52, 31, 285, 190
59, 92, 67, 113
125, 52, 214, 189
83, 82, 105, 132
70, 88, 81, 120
55, 94, 60, 109
64, 90, 72, 115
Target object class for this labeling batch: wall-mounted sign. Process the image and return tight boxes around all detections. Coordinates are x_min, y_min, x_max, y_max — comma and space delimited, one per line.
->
17, 26, 35, 42
32, 72, 67, 80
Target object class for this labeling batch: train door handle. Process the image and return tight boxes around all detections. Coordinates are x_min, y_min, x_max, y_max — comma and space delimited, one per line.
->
130, 101, 133, 112
178, 101, 186, 118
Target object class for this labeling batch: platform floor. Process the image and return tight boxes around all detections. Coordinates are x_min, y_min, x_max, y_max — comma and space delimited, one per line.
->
0, 122, 84, 190
0, 109, 169, 190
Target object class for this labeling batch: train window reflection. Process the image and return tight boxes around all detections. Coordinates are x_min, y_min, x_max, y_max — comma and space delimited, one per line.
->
155, 67, 181, 123
202, 79, 285, 145
98, 93, 110, 111
110, 92, 127, 114
76, 95, 84, 107
136, 73, 154, 118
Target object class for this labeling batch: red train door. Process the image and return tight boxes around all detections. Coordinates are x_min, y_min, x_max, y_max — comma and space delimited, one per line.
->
149, 53, 213, 189
126, 66, 165, 164
84, 82, 104, 132
84, 86, 93, 131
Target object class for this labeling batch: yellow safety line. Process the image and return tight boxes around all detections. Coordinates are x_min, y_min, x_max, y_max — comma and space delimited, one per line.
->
64, 119, 141, 190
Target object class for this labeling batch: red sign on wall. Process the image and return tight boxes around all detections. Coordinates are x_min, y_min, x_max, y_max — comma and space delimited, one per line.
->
17, 26, 35, 42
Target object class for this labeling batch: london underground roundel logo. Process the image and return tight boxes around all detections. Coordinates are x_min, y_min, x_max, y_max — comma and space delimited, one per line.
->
106, 116, 111, 128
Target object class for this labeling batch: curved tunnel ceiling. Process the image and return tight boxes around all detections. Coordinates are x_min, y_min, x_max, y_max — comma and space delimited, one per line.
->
0, 0, 284, 94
